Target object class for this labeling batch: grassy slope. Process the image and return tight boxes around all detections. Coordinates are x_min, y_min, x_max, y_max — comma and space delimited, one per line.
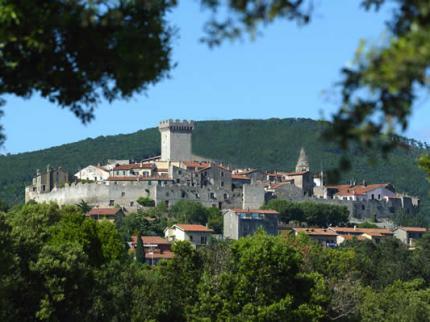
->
0, 118, 428, 209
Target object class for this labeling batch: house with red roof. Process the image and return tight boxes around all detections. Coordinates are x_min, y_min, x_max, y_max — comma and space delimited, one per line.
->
130, 235, 174, 265
86, 207, 124, 224
164, 224, 214, 247
393, 226, 429, 248
293, 227, 338, 247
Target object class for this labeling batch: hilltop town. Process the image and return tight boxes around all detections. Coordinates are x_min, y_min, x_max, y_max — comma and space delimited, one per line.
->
26, 119, 420, 223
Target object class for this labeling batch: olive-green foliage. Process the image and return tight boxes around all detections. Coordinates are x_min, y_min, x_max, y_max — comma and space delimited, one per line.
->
360, 279, 430, 322
170, 200, 210, 225
135, 232, 145, 264
0, 0, 174, 128
1, 203, 127, 321
357, 221, 378, 228
263, 199, 349, 226
3, 202, 430, 321
191, 232, 327, 321
119, 205, 169, 238
136, 196, 155, 207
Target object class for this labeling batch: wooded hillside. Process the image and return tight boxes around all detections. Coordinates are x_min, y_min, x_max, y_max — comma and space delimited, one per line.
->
0, 118, 428, 209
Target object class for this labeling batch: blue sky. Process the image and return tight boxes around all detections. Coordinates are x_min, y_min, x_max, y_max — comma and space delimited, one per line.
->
2, 1, 429, 154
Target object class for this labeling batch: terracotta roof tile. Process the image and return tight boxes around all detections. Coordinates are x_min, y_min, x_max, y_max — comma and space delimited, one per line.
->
294, 227, 338, 236
399, 227, 428, 233
329, 183, 392, 197
175, 224, 214, 232
107, 175, 172, 181
232, 174, 251, 180
330, 227, 393, 235
131, 235, 171, 245
113, 163, 155, 171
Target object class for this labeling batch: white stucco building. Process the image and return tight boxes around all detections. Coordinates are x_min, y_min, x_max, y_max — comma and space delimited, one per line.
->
164, 224, 213, 247
74, 165, 110, 182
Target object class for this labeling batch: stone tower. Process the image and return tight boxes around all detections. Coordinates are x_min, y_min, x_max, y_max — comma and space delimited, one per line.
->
159, 120, 194, 161
295, 147, 310, 172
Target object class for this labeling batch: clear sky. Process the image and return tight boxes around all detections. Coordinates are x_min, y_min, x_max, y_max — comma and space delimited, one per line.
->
2, 1, 429, 154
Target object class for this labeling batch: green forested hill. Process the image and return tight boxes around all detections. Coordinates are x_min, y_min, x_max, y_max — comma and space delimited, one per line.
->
0, 118, 429, 208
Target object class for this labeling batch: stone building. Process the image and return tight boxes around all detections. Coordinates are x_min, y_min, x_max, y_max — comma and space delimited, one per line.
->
159, 119, 194, 161
29, 166, 69, 194
24, 120, 419, 223
223, 209, 279, 240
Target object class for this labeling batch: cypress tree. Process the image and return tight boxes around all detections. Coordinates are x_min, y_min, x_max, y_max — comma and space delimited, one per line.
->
135, 233, 145, 264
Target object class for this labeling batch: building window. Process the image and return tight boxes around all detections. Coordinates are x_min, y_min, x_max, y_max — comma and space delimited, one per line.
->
122, 171, 126, 175
148, 181, 152, 185
130, 201, 134, 207
189, 235, 193, 242
109, 200, 114, 206
176, 179, 180, 183
178, 170, 182, 175
362, 205, 365, 210
371, 194, 375, 200
201, 236, 207, 244
378, 194, 381, 200
42, 185, 46, 192
221, 181, 224, 187
221, 172, 224, 177
181, 191, 186, 198
121, 192, 125, 197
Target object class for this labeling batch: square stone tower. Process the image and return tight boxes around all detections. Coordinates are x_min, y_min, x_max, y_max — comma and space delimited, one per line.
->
159, 120, 194, 161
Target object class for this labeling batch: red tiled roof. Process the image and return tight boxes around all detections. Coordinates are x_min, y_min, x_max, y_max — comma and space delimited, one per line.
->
294, 227, 338, 236
87, 208, 122, 216
399, 227, 428, 233
107, 175, 172, 181
330, 227, 393, 235
329, 183, 392, 197
340, 234, 368, 241
270, 181, 294, 189
175, 224, 214, 232
231, 209, 279, 215
145, 251, 175, 259
131, 235, 171, 245
232, 174, 251, 180
113, 163, 154, 171
182, 161, 211, 169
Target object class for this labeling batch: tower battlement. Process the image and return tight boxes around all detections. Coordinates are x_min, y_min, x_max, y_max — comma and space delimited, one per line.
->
159, 119, 194, 161
159, 119, 194, 132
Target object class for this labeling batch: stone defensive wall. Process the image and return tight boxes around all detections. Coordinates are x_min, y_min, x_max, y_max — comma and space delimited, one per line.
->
26, 181, 156, 208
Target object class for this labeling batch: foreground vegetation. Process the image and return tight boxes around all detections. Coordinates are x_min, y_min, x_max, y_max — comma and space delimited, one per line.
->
1, 202, 430, 321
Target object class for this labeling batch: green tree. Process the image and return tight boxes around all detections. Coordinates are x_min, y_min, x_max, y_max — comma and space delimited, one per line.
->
263, 199, 349, 226
191, 231, 328, 321
0, 0, 174, 137
207, 207, 223, 234
360, 280, 430, 322
137, 196, 155, 207
170, 200, 209, 225
76, 199, 91, 214
135, 232, 145, 264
